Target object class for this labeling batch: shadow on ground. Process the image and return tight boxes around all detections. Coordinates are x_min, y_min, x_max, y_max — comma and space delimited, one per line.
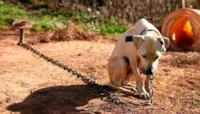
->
7, 85, 105, 114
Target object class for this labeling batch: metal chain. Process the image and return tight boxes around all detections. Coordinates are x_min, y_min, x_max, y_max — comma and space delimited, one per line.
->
146, 79, 153, 105
145, 76, 154, 105
18, 42, 126, 105
149, 79, 153, 104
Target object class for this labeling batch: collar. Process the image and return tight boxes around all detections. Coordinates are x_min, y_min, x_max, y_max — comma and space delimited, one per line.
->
125, 29, 161, 42
140, 29, 161, 36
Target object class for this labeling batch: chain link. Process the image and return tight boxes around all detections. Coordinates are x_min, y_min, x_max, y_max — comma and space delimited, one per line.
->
149, 79, 153, 104
18, 42, 127, 105
147, 79, 153, 105
145, 76, 154, 105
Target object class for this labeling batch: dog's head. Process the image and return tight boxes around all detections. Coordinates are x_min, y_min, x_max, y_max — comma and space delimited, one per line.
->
133, 35, 170, 75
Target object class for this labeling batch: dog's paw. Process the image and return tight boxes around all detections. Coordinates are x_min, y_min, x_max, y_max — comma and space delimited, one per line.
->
138, 92, 150, 99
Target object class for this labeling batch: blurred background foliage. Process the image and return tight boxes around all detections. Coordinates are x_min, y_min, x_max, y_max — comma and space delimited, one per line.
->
0, 0, 200, 34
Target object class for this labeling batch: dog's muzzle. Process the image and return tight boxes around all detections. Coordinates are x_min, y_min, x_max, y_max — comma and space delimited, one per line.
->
146, 67, 153, 75
142, 66, 154, 75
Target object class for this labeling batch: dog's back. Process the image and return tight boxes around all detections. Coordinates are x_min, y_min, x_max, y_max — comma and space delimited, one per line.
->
110, 18, 160, 58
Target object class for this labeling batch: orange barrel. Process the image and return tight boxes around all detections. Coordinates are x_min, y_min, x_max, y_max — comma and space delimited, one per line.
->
161, 8, 200, 51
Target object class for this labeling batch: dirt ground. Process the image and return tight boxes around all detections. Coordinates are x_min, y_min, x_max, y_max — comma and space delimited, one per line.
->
0, 31, 200, 114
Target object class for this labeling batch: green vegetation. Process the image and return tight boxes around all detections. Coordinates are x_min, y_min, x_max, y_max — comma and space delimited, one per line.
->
77, 16, 128, 34
30, 15, 68, 31
0, 1, 28, 29
0, 1, 128, 34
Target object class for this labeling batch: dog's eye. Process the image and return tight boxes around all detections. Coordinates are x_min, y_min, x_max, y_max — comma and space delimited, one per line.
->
142, 55, 147, 59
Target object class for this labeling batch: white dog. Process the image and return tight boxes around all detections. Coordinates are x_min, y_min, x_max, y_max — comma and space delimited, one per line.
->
108, 18, 170, 99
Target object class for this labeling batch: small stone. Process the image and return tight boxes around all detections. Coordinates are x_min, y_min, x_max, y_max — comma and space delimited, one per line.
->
169, 94, 175, 99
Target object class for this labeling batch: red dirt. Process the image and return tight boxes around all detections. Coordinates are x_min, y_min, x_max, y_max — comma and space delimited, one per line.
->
0, 31, 200, 114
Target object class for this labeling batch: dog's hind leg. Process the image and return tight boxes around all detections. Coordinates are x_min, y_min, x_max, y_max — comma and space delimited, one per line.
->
122, 71, 138, 92
108, 56, 128, 86
122, 70, 133, 86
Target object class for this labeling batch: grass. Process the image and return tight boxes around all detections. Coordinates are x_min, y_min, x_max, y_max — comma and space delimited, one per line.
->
0, 1, 128, 34
77, 15, 128, 34
30, 15, 68, 31
0, 1, 28, 29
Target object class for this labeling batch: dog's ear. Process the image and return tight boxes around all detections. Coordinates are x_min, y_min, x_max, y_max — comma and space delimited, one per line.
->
158, 37, 170, 52
162, 37, 170, 49
133, 35, 145, 49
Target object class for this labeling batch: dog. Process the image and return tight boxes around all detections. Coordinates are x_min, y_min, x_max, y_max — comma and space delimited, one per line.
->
108, 18, 170, 99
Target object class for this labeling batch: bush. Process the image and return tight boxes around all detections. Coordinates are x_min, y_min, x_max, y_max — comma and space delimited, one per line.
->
0, 1, 128, 34
31, 15, 68, 31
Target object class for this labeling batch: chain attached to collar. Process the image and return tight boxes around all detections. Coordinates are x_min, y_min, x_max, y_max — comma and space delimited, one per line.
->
17, 42, 132, 105
145, 75, 154, 105
149, 78, 153, 104
18, 42, 154, 106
